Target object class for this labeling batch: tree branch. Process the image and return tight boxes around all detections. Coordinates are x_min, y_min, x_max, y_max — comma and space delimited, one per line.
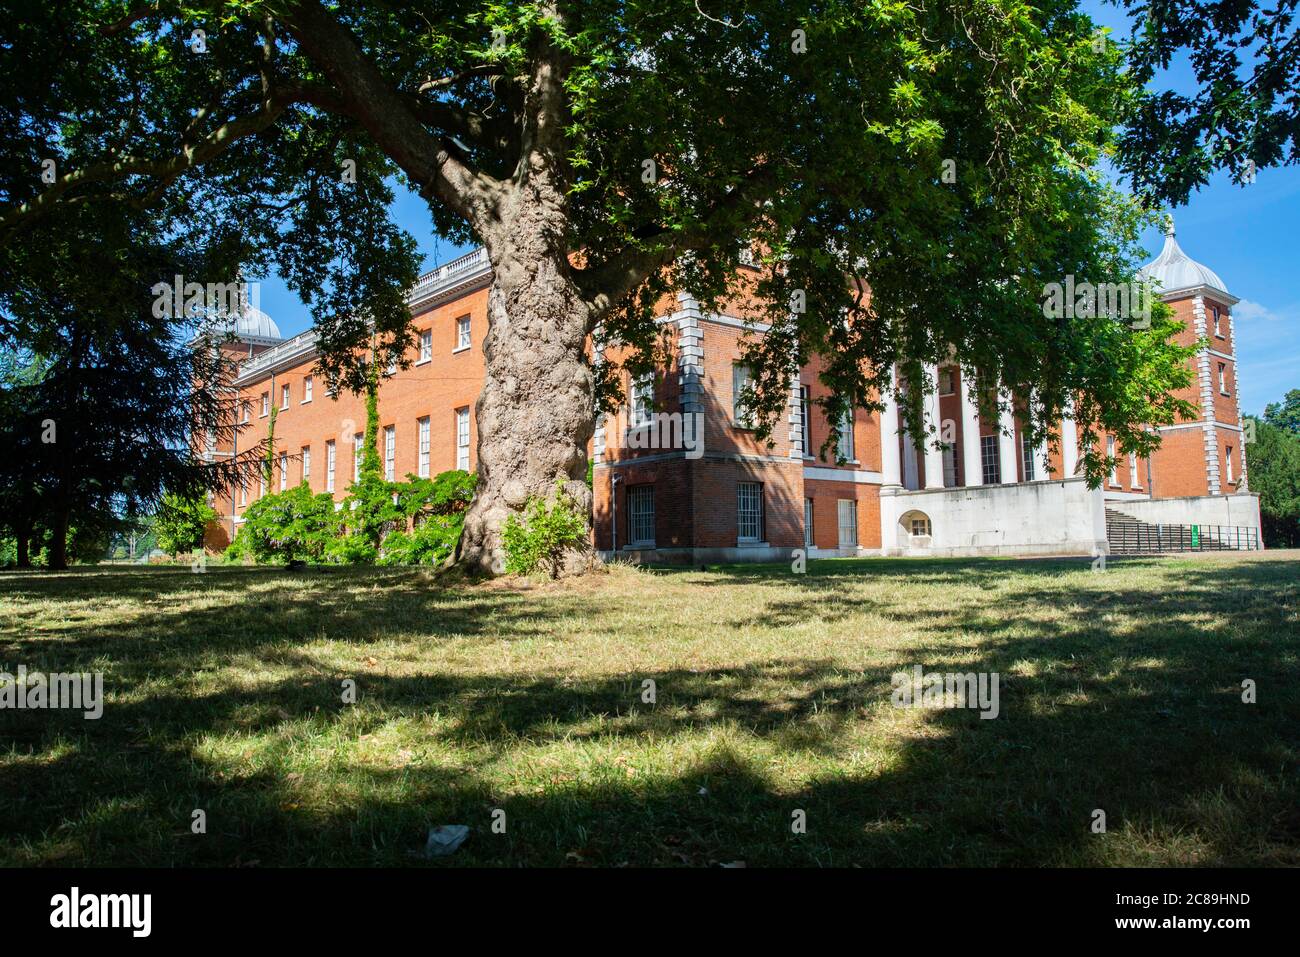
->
279, 0, 503, 228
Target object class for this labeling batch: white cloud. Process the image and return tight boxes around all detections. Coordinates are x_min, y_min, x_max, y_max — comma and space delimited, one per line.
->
1234, 299, 1286, 322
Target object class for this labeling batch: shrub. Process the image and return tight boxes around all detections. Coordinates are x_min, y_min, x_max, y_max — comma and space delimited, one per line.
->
502, 481, 589, 578
228, 483, 340, 564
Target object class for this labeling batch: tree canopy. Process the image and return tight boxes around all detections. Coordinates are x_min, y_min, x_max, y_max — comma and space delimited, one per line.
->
0, 0, 1273, 568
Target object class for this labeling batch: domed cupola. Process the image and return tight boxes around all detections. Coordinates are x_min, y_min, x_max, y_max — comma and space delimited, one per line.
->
214, 276, 282, 344
1138, 217, 1232, 299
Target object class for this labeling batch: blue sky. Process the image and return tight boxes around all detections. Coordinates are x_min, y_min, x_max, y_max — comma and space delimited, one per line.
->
259, 2, 1297, 417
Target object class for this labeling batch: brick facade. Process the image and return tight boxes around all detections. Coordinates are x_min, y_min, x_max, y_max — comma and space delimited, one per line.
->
203, 243, 1250, 561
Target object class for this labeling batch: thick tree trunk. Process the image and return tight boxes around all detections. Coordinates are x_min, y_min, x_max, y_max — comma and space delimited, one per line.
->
46, 508, 70, 570
15, 531, 30, 568
456, 232, 596, 575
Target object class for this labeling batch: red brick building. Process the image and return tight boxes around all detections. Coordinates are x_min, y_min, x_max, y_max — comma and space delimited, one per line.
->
203, 226, 1261, 561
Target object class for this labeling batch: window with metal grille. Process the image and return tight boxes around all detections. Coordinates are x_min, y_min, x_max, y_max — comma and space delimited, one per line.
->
418, 417, 430, 478
384, 426, 396, 481
910, 516, 931, 536
837, 499, 857, 547
627, 485, 655, 545
980, 435, 1001, 484
737, 482, 764, 542
804, 498, 813, 546
456, 408, 470, 471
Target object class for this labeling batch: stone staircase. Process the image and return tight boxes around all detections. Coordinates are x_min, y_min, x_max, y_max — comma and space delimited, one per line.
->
1105, 507, 1259, 555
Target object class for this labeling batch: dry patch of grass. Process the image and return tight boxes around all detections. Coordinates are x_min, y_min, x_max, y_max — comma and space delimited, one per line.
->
1, 553, 1297, 866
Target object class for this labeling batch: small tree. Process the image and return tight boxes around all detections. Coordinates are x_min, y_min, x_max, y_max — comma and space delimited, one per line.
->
155, 492, 218, 558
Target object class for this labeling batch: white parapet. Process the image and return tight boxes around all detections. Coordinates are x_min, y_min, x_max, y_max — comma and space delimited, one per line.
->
881, 477, 1107, 558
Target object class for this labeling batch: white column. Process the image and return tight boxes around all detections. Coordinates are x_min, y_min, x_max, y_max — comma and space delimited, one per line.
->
1061, 402, 1079, 477
998, 389, 1018, 484
1029, 389, 1050, 481
960, 367, 983, 487
878, 367, 902, 487
923, 364, 945, 489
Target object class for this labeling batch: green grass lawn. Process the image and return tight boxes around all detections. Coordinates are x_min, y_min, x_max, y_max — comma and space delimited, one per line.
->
1, 552, 1297, 867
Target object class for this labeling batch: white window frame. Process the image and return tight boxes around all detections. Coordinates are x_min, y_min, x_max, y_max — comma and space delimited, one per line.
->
980, 435, 1001, 485
302, 446, 311, 481
800, 385, 812, 457
354, 432, 364, 482
326, 440, 336, 492
838, 408, 855, 462
626, 484, 655, 546
419, 328, 432, 363
455, 315, 472, 352
383, 425, 396, 481
456, 408, 470, 471
804, 498, 813, 546
630, 373, 654, 428
732, 364, 754, 428
303, 376, 313, 403
1225, 445, 1234, 483
279, 453, 288, 491
1107, 435, 1118, 485
418, 416, 431, 478
281, 383, 289, 410
1021, 431, 1034, 482
1129, 452, 1140, 488
260, 392, 269, 417
737, 481, 764, 543
1219, 362, 1229, 395
240, 482, 248, 506
837, 499, 858, 547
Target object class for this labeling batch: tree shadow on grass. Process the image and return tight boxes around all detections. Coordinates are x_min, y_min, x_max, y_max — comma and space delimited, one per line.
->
0, 558, 1297, 866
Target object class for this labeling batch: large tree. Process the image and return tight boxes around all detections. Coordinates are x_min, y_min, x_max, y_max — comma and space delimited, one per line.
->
1245, 414, 1300, 547
1, 1, 1204, 571
1114, 0, 1299, 205
0, 198, 262, 568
